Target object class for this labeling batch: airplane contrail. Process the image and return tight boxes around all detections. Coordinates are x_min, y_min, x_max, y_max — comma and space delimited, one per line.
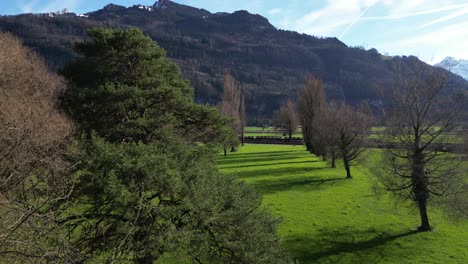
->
420, 7, 468, 28
339, 5, 372, 38
361, 2, 468, 21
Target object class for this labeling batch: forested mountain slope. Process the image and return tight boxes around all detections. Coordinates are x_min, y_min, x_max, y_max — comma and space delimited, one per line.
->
1, 0, 467, 120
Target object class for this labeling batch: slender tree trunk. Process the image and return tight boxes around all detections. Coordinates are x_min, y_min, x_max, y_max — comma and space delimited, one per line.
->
331, 151, 336, 168
230, 146, 236, 152
412, 149, 431, 231
240, 93, 245, 146
322, 153, 327, 161
303, 126, 314, 153
417, 199, 431, 231
224, 147, 227, 157
288, 120, 292, 140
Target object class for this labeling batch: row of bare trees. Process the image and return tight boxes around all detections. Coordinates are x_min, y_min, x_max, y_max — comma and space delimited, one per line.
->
274, 62, 466, 231
277, 76, 372, 179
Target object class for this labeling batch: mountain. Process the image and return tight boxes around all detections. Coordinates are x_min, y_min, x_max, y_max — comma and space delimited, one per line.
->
1, 0, 467, 121
435, 57, 468, 80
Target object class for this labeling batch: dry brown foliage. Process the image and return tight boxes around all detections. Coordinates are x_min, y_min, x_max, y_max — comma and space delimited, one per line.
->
297, 75, 326, 154
219, 74, 242, 132
0, 32, 76, 262
274, 99, 299, 140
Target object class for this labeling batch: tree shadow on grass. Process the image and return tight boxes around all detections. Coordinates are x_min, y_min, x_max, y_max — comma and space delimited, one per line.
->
222, 150, 303, 158
219, 160, 320, 170
217, 154, 314, 166
252, 177, 346, 194
284, 228, 418, 263
232, 166, 329, 180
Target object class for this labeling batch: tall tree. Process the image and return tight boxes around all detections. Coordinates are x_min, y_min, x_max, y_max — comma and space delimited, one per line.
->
0, 32, 75, 262
378, 60, 466, 231
312, 102, 338, 164
60, 28, 288, 263
61, 28, 227, 144
328, 103, 371, 178
274, 99, 299, 140
240, 93, 246, 145
218, 74, 243, 150
297, 75, 326, 154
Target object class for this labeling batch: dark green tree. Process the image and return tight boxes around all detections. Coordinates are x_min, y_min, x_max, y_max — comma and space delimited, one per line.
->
61, 28, 229, 144
59, 28, 288, 263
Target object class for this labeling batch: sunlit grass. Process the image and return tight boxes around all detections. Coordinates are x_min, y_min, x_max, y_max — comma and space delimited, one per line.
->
218, 144, 468, 264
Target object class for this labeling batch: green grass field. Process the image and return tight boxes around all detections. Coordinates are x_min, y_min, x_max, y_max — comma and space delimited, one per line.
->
217, 144, 468, 263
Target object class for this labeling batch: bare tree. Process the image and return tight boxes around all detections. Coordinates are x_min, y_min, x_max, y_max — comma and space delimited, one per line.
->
327, 103, 371, 178
240, 93, 246, 146
0, 32, 75, 262
378, 60, 466, 231
274, 99, 299, 140
218, 74, 243, 152
312, 102, 340, 165
297, 76, 326, 154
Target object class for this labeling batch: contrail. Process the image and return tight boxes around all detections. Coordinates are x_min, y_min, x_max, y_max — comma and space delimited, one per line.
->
339, 5, 372, 38
361, 2, 468, 21
420, 7, 468, 28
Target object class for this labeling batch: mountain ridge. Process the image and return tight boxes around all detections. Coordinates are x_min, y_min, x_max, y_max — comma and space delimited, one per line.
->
0, 1, 466, 120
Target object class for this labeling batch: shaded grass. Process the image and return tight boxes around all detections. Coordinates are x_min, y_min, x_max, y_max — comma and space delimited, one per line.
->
244, 132, 303, 138
245, 127, 303, 133
218, 144, 468, 264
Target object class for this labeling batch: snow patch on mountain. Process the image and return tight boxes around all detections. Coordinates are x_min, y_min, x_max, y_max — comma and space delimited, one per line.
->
435, 57, 468, 80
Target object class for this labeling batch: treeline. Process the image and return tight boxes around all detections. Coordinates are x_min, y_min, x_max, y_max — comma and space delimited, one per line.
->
0, 29, 290, 263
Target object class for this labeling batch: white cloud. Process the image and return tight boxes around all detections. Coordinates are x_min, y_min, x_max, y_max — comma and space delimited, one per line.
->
268, 8, 282, 15
284, 0, 389, 37
378, 20, 468, 63
18, 0, 81, 14
419, 6, 468, 28
362, 2, 468, 21
19, 0, 40, 13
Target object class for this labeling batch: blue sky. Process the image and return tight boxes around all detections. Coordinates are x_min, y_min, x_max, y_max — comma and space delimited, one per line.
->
1, 0, 467, 64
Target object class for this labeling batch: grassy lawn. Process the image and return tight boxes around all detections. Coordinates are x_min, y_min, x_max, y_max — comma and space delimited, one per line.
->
217, 144, 468, 263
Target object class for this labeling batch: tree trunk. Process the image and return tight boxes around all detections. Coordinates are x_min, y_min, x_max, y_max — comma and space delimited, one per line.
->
288, 120, 292, 140
240, 93, 245, 146
412, 148, 431, 231
303, 126, 314, 153
417, 199, 431, 231
224, 147, 227, 157
331, 152, 336, 168
230, 146, 236, 152
344, 159, 352, 178
345, 165, 351, 178
322, 153, 327, 161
